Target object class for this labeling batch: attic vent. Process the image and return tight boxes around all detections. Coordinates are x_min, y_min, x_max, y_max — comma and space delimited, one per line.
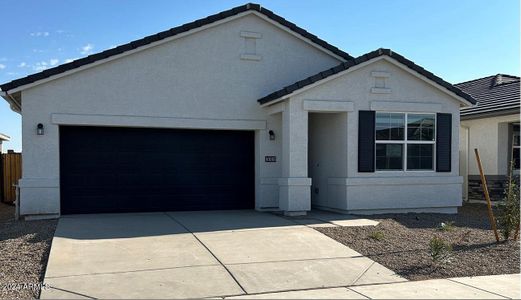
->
240, 31, 262, 61
370, 71, 391, 94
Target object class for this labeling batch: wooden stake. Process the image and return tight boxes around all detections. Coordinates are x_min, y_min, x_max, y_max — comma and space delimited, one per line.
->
474, 148, 500, 242
507, 161, 520, 241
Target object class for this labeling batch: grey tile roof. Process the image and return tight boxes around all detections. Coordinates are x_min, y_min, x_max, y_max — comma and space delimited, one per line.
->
257, 48, 477, 105
457, 74, 520, 119
0, 3, 353, 92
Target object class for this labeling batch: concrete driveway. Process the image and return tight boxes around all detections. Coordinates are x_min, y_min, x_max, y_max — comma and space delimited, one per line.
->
41, 210, 404, 299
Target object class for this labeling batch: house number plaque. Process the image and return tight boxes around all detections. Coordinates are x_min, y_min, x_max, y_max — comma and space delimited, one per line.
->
265, 156, 276, 162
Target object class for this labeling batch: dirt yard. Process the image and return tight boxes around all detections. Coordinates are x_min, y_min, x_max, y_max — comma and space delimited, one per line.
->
0, 203, 57, 299
317, 203, 520, 281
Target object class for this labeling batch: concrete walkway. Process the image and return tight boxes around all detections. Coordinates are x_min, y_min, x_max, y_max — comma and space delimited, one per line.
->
40, 210, 402, 299
40, 210, 519, 299
224, 274, 520, 299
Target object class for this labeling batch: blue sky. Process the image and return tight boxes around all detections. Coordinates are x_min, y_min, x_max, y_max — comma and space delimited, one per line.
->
0, 0, 519, 152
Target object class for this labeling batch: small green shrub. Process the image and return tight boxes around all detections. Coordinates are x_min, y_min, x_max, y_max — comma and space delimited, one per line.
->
429, 236, 453, 263
438, 221, 456, 232
368, 231, 385, 241
497, 163, 520, 240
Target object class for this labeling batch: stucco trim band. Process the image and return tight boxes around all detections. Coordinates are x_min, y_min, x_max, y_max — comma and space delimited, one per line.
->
303, 100, 354, 112
370, 101, 442, 112
327, 176, 463, 186
278, 177, 312, 186
51, 113, 267, 130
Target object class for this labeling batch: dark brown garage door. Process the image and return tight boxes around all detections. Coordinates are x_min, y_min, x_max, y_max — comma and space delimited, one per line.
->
59, 126, 254, 214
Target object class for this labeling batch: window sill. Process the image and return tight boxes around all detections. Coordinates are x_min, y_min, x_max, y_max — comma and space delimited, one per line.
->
345, 176, 463, 186
375, 170, 436, 173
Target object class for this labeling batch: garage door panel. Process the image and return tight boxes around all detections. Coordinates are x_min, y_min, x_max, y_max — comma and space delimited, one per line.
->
60, 126, 254, 214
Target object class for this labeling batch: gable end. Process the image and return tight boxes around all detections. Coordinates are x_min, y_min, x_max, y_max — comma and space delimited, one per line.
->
0, 3, 353, 93
258, 48, 477, 106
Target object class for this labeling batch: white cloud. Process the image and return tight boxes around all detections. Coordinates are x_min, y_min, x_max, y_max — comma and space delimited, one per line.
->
33, 61, 48, 72
0, 64, 5, 69
18, 62, 27, 68
80, 43, 94, 55
32, 58, 62, 71
30, 31, 50, 37
56, 29, 65, 34
7, 72, 18, 76
64, 58, 76, 63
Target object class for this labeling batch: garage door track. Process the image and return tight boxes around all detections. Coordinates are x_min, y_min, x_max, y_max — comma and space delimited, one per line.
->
41, 211, 404, 299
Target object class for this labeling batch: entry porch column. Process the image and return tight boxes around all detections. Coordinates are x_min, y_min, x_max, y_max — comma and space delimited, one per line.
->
279, 99, 311, 216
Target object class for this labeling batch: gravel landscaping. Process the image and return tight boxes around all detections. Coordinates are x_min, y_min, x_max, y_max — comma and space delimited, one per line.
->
316, 203, 520, 281
0, 203, 57, 299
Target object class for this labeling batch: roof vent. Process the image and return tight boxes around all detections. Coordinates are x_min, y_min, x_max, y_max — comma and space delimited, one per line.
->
491, 74, 503, 87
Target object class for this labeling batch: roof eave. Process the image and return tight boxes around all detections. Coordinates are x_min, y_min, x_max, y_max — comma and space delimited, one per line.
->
0, 133, 10, 142
461, 107, 520, 120
0, 91, 22, 113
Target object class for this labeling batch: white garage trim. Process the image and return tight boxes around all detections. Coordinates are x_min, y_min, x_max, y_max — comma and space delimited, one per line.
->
51, 113, 267, 130
18, 178, 60, 188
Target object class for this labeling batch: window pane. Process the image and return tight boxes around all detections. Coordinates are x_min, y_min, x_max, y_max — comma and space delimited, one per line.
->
407, 114, 435, 141
376, 144, 403, 170
376, 113, 405, 140
407, 144, 434, 170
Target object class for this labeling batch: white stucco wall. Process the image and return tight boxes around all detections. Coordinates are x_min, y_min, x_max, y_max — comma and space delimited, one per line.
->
285, 57, 464, 213
460, 114, 520, 176
16, 12, 468, 216
18, 12, 342, 216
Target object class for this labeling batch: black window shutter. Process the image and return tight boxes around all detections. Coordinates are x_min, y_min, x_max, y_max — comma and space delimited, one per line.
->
358, 110, 375, 172
436, 113, 452, 172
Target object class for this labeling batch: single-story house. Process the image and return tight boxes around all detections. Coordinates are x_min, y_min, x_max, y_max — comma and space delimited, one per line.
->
0, 3, 476, 219
457, 74, 520, 202
0, 133, 9, 153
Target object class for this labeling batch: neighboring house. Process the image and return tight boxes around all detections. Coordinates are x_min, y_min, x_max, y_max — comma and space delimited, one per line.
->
0, 3, 476, 219
457, 74, 520, 202
0, 133, 9, 153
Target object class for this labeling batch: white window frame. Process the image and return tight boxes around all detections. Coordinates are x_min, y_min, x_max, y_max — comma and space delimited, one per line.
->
375, 112, 437, 172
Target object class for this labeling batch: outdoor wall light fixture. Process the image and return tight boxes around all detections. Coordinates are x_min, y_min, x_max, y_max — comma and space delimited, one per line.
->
36, 123, 44, 135
268, 130, 275, 140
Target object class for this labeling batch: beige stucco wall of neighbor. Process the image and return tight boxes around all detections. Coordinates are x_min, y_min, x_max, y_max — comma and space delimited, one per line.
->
279, 57, 464, 214
460, 114, 520, 176
18, 13, 342, 216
